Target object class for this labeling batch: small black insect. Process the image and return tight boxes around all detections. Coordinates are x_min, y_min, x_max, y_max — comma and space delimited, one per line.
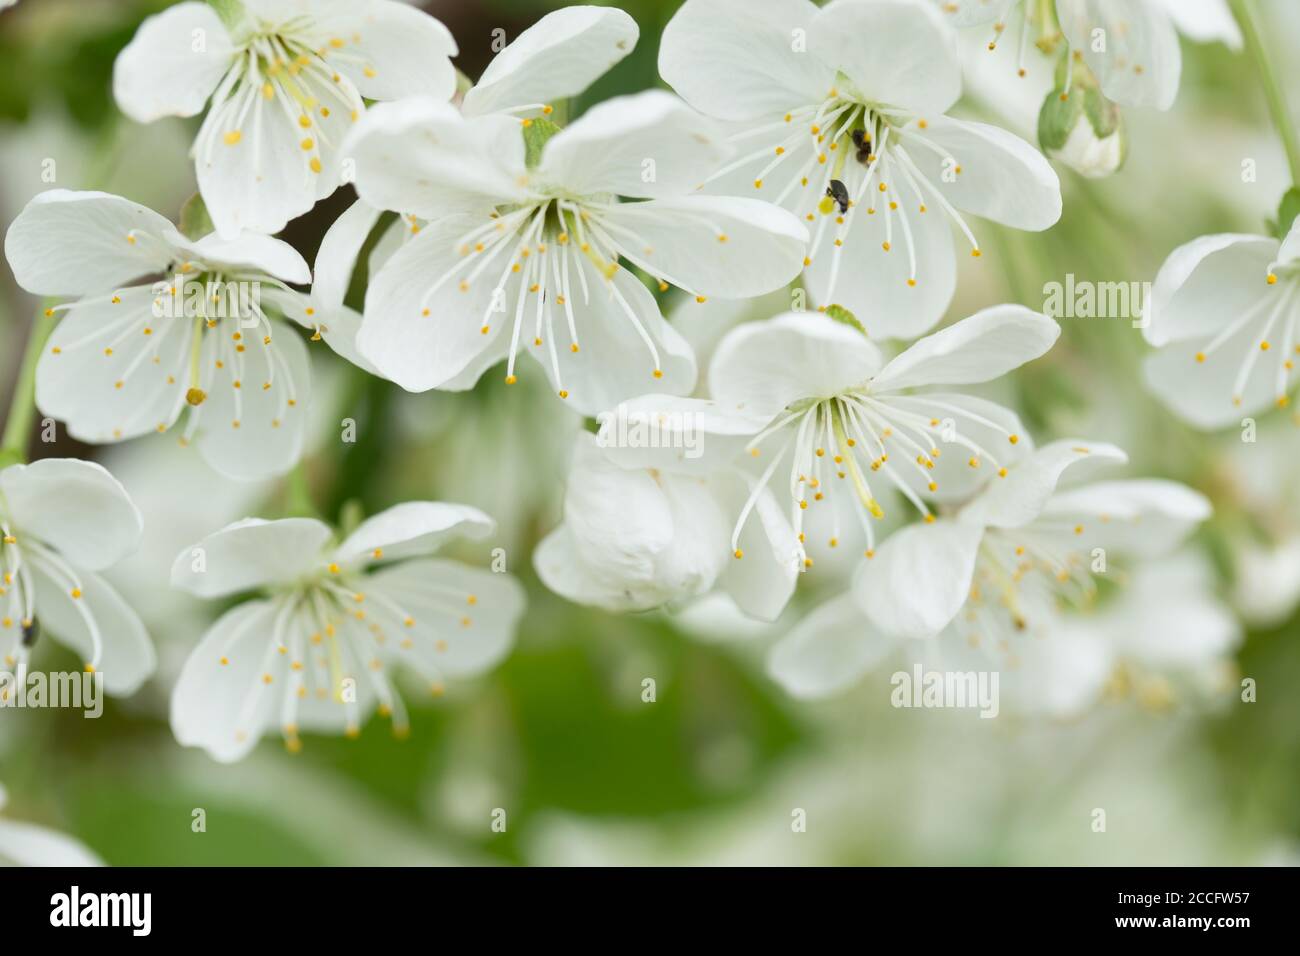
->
21, 617, 39, 648
851, 128, 873, 165
826, 179, 850, 214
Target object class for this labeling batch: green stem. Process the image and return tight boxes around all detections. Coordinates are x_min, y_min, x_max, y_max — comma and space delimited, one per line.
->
1231, 0, 1300, 188
0, 307, 55, 467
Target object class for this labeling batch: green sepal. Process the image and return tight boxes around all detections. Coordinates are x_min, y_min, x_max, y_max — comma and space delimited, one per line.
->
178, 193, 214, 241
523, 117, 563, 169
208, 0, 246, 31
1276, 187, 1300, 241
824, 304, 867, 337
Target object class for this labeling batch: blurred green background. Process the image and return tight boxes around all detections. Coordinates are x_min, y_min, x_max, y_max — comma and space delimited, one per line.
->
0, 0, 1298, 865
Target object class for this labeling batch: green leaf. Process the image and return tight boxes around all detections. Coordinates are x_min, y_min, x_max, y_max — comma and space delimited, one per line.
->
178, 193, 214, 240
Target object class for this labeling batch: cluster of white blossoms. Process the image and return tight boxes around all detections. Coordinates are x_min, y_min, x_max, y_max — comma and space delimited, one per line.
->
0, 0, 1276, 829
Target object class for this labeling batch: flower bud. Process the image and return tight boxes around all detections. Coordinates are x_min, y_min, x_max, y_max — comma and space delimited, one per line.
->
1038, 60, 1126, 179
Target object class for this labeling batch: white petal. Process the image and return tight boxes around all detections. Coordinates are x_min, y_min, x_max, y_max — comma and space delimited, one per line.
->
1158, 0, 1241, 48
170, 230, 311, 285
329, 0, 458, 102
709, 311, 884, 419
313, 200, 383, 310
169, 599, 281, 763
264, 286, 375, 374
803, 188, 958, 341
1145, 234, 1278, 346
1143, 233, 1274, 346
195, 87, 322, 239
463, 6, 638, 117
4, 190, 176, 295
870, 304, 1059, 392
345, 98, 531, 220
880, 392, 1032, 503
356, 214, 523, 393
534, 525, 630, 609
524, 256, 698, 416
0, 458, 142, 571
1278, 215, 1300, 266
810, 0, 962, 114
0, 819, 103, 867
899, 116, 1061, 230
35, 286, 189, 446
112, 1, 234, 123
767, 592, 891, 698
334, 501, 494, 565
1109, 551, 1240, 669
364, 558, 524, 678
1057, 0, 1181, 109
28, 566, 155, 696
594, 394, 767, 476
713, 472, 801, 621
929, 0, 1018, 28
170, 517, 333, 598
994, 617, 1114, 717
960, 439, 1128, 529
537, 90, 731, 200
1143, 332, 1281, 428
854, 519, 984, 640
592, 195, 808, 298
1040, 479, 1210, 557
193, 327, 313, 481
658, 0, 833, 121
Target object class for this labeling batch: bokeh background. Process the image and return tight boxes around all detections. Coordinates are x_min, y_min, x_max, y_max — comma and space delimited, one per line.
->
0, 0, 1298, 865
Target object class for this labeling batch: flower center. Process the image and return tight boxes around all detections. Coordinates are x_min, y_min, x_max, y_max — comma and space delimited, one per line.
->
730, 388, 1019, 565
197, 25, 369, 178
956, 525, 1101, 665
709, 84, 983, 308
44, 255, 302, 443
217, 565, 483, 752
418, 189, 722, 399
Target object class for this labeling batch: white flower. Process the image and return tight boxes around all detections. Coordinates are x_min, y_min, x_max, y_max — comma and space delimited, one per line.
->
459, 6, 640, 121
659, 0, 1061, 339
934, 0, 1235, 109
768, 438, 1213, 704
0, 782, 103, 867
345, 88, 808, 414
0, 458, 154, 696
169, 502, 525, 762
668, 305, 1059, 565
112, 0, 457, 238
1142, 217, 1300, 428
534, 428, 800, 621
3, 189, 364, 480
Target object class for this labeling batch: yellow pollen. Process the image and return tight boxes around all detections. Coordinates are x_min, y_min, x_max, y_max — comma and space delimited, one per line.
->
309, 157, 322, 173
1267, 273, 1278, 285
223, 130, 242, 145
